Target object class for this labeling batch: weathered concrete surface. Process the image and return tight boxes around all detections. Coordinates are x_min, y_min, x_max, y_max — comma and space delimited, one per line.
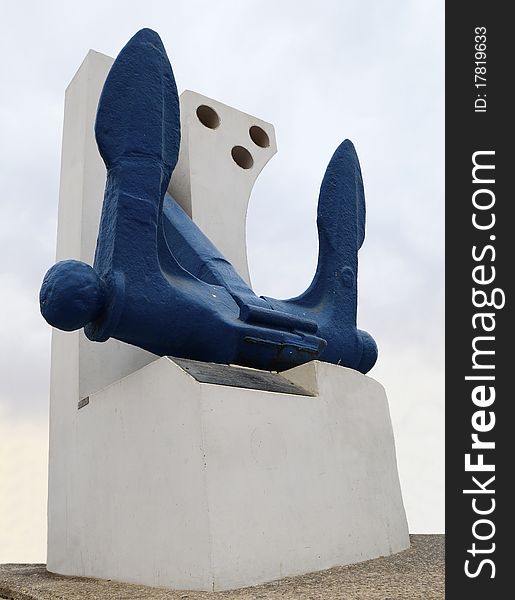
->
0, 535, 443, 600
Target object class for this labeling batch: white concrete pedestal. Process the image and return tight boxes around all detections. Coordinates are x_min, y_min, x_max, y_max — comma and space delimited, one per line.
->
47, 357, 409, 591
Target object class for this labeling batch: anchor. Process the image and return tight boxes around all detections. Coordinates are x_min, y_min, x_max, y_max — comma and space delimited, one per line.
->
39, 28, 377, 374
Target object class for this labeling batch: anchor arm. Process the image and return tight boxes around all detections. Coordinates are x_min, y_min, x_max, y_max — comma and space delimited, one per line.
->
264, 140, 377, 372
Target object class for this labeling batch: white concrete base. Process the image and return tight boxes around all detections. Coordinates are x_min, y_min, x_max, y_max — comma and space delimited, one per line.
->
47, 358, 409, 592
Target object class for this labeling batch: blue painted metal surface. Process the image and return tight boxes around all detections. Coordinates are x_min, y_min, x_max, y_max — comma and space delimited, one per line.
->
40, 28, 377, 373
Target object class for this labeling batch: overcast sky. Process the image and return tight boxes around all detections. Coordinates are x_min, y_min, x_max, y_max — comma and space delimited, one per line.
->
0, 0, 444, 562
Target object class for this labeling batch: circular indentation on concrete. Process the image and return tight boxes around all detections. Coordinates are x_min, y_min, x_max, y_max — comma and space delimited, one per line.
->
231, 145, 254, 169
196, 105, 220, 129
249, 125, 270, 148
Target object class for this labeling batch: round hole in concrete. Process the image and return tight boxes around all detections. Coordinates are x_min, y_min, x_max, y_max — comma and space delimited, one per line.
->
231, 146, 254, 169
249, 125, 270, 148
196, 105, 220, 129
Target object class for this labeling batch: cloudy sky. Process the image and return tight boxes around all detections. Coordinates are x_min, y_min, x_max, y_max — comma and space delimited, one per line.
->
0, 0, 444, 562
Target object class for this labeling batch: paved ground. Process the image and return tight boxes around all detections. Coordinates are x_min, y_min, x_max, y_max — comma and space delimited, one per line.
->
0, 535, 444, 600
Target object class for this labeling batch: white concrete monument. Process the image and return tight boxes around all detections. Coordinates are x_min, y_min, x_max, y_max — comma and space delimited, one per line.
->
44, 31, 409, 592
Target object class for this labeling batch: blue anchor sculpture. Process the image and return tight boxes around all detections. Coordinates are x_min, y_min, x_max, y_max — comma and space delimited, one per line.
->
40, 29, 378, 374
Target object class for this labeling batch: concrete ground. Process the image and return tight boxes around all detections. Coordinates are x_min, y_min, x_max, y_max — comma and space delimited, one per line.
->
0, 535, 444, 600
